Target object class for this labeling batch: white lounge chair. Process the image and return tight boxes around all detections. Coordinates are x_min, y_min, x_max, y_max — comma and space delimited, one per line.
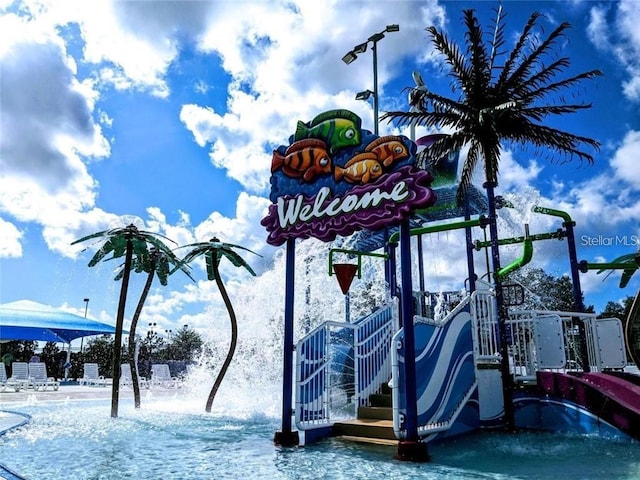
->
28, 362, 60, 391
0, 363, 8, 392
79, 363, 106, 387
150, 364, 181, 388
120, 363, 149, 389
7, 362, 30, 391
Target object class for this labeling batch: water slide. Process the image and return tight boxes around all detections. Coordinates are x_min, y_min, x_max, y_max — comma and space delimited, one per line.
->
537, 371, 640, 441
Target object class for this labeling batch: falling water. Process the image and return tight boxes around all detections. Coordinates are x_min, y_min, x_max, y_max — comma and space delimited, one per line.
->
179, 237, 388, 417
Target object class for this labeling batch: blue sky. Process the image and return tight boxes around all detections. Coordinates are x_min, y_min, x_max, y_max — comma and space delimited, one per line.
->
1, 0, 639, 344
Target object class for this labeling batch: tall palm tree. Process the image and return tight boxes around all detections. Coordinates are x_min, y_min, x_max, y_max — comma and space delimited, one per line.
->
179, 237, 260, 412
72, 224, 186, 417
120, 247, 193, 409
382, 8, 602, 429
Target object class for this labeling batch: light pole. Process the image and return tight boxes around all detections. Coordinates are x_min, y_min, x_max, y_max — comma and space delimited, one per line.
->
342, 24, 399, 135
79, 298, 89, 354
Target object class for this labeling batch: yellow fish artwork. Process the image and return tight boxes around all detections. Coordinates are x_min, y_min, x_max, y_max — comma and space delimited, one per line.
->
334, 152, 383, 185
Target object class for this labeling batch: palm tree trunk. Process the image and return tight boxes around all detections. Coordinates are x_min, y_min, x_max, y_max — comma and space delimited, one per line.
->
128, 264, 155, 409
205, 260, 238, 413
111, 237, 133, 418
484, 181, 515, 430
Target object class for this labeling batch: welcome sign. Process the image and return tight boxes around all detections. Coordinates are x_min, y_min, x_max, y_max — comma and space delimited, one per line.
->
261, 109, 436, 246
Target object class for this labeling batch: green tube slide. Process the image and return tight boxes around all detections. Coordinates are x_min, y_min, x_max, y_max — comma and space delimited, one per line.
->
495, 226, 534, 280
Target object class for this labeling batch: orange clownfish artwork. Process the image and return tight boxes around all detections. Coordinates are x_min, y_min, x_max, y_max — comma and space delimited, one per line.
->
271, 139, 332, 182
334, 152, 383, 185
364, 135, 410, 168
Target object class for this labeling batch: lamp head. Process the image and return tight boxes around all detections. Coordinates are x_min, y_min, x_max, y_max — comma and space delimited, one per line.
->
353, 42, 368, 54
342, 51, 357, 64
355, 90, 374, 101
385, 24, 400, 33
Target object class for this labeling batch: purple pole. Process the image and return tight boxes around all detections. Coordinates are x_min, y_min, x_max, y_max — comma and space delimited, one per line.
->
274, 238, 300, 446
396, 219, 429, 461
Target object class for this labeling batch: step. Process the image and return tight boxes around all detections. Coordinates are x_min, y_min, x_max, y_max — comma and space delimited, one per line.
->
333, 418, 397, 441
369, 393, 392, 408
336, 435, 398, 446
358, 406, 393, 421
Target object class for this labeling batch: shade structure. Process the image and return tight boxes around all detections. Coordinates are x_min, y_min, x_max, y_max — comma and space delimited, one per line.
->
0, 300, 122, 344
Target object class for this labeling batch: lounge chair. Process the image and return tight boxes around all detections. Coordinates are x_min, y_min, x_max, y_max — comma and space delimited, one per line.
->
0, 363, 8, 392
120, 363, 149, 389
28, 362, 60, 391
7, 362, 31, 391
150, 364, 182, 388
79, 363, 106, 387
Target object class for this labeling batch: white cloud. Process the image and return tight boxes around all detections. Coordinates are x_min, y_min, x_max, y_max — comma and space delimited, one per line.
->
587, 1, 640, 102
0, 218, 23, 258
496, 151, 543, 191
610, 130, 640, 189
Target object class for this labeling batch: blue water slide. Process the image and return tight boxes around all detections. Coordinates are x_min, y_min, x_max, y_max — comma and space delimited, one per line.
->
391, 298, 479, 442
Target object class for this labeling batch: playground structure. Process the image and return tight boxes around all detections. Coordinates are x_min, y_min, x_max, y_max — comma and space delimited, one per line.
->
262, 110, 640, 460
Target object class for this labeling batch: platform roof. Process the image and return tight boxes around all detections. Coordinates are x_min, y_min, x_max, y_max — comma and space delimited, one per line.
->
0, 300, 122, 344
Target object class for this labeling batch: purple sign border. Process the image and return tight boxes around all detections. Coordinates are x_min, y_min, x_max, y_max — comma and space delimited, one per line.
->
262, 166, 436, 246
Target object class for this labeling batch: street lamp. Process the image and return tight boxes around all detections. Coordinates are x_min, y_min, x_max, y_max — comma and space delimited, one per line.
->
343, 24, 400, 135
79, 298, 89, 354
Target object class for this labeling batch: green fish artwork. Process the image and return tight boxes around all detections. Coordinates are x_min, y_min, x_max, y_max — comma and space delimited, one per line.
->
294, 109, 362, 154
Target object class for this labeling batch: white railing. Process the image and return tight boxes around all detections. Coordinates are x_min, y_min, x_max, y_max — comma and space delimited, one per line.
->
505, 310, 627, 377
295, 304, 396, 431
470, 290, 499, 363
354, 304, 396, 406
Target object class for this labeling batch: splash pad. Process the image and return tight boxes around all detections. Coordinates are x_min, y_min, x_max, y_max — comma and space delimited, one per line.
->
261, 110, 640, 461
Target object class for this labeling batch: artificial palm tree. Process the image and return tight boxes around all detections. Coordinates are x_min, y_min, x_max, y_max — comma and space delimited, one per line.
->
72, 224, 187, 417
179, 237, 260, 412
597, 251, 640, 288
121, 247, 193, 408
382, 7, 602, 428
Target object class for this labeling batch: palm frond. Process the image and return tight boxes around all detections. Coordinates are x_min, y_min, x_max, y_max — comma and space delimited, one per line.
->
427, 24, 473, 95
502, 121, 599, 163
519, 70, 603, 104
456, 142, 481, 205
488, 4, 506, 72
496, 11, 544, 89
501, 20, 572, 95
70, 229, 111, 245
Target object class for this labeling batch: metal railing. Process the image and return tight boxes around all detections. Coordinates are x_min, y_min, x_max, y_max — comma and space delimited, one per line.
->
295, 304, 396, 430
470, 290, 499, 363
498, 310, 627, 378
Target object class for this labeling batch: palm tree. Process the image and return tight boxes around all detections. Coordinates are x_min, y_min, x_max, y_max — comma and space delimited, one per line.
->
597, 251, 640, 288
72, 224, 187, 417
382, 8, 602, 429
180, 237, 260, 412
122, 247, 193, 408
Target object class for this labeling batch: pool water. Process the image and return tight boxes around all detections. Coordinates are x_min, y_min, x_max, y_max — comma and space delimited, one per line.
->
1, 398, 639, 480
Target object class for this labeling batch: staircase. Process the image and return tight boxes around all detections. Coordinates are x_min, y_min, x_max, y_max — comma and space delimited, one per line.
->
333, 384, 397, 445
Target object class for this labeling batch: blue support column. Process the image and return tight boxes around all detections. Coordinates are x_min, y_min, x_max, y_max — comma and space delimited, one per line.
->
395, 219, 429, 461
274, 238, 300, 446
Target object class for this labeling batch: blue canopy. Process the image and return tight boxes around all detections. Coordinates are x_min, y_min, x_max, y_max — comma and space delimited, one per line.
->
0, 300, 122, 344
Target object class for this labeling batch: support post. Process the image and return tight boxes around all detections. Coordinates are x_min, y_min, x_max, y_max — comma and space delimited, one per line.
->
396, 219, 429, 461
484, 182, 515, 431
274, 238, 300, 446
